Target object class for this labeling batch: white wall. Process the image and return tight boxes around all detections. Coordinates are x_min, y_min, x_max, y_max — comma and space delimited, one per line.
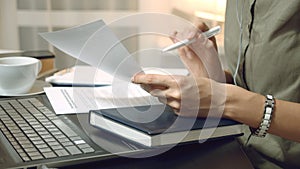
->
0, 0, 19, 49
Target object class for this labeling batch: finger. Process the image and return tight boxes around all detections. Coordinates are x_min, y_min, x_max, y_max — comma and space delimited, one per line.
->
196, 32, 218, 51
132, 74, 176, 87
173, 29, 208, 77
149, 88, 166, 98
166, 99, 181, 111
157, 97, 180, 111
170, 31, 178, 43
173, 109, 180, 116
196, 22, 210, 32
140, 84, 167, 93
140, 84, 152, 93
196, 22, 217, 49
179, 46, 208, 77
149, 87, 180, 102
186, 28, 199, 40
171, 27, 198, 44
158, 96, 167, 104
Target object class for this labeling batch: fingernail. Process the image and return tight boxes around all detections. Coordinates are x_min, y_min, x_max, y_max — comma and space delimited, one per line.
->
188, 31, 196, 39
131, 76, 135, 83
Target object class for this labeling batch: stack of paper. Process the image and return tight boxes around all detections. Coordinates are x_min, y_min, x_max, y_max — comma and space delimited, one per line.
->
45, 65, 113, 86
44, 85, 161, 114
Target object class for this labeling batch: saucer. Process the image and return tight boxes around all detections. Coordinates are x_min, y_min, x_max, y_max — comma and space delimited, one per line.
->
0, 80, 52, 97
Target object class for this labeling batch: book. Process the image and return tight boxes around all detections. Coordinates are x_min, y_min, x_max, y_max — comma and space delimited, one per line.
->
89, 105, 243, 147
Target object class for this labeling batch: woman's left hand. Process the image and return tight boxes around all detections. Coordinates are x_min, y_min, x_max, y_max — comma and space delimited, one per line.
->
132, 73, 226, 118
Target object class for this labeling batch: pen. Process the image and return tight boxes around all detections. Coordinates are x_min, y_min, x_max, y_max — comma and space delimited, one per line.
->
162, 26, 221, 53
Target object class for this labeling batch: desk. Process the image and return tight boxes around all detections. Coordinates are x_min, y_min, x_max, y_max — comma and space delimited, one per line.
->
61, 113, 254, 169
0, 70, 254, 168
0, 95, 254, 169
62, 136, 254, 169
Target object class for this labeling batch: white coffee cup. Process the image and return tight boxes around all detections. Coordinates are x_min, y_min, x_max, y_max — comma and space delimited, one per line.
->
0, 56, 42, 95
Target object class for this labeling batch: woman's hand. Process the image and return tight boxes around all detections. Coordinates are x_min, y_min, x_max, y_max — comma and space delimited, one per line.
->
132, 22, 227, 117
132, 73, 226, 118
171, 22, 225, 82
133, 23, 300, 143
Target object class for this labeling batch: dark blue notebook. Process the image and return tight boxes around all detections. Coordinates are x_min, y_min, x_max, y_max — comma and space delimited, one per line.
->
89, 105, 243, 147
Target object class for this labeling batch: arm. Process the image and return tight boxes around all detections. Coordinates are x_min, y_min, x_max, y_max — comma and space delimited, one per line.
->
133, 72, 300, 143
225, 84, 300, 142
224, 70, 234, 84
132, 24, 300, 143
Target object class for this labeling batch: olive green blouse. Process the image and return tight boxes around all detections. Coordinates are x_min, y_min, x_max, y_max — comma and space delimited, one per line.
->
224, 0, 300, 168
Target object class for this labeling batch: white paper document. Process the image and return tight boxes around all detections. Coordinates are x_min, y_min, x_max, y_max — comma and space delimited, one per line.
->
46, 65, 189, 87
45, 65, 114, 86
40, 19, 142, 81
44, 85, 161, 115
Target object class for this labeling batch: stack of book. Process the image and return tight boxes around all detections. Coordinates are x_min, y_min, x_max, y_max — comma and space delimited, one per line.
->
89, 105, 243, 147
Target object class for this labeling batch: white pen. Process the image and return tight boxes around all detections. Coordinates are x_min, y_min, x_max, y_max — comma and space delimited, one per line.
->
162, 26, 221, 53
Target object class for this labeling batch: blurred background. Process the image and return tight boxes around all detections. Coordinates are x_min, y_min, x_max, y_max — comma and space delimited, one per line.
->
0, 0, 226, 70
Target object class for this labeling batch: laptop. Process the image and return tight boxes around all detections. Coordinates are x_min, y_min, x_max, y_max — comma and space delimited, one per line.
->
0, 94, 145, 169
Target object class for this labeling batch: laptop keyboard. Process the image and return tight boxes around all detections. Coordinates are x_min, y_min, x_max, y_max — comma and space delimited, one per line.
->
0, 98, 95, 162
